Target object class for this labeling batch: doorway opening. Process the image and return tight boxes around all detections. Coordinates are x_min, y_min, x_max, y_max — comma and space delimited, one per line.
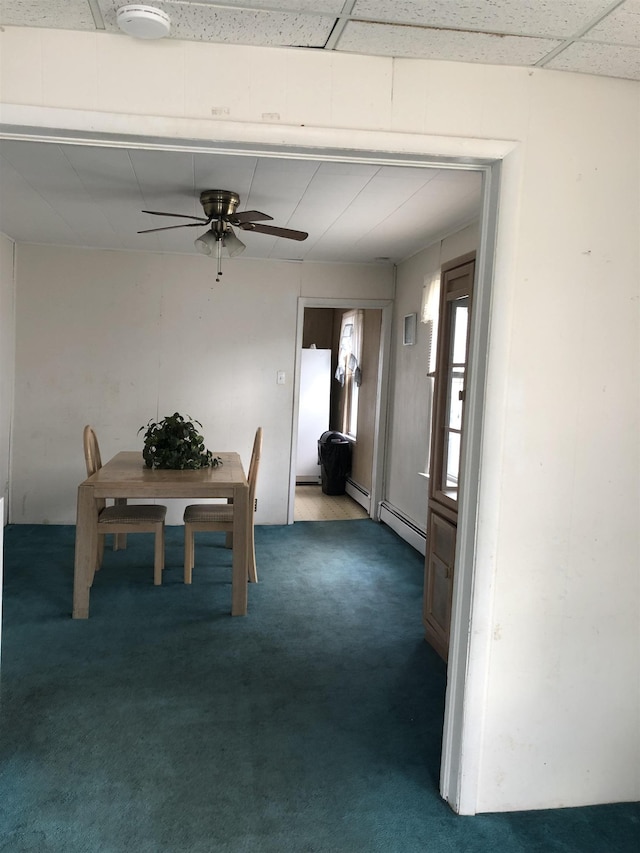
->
294, 304, 384, 523
290, 297, 393, 526
3, 118, 501, 813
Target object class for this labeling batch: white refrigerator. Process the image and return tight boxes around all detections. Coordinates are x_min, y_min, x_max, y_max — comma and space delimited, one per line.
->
296, 348, 331, 483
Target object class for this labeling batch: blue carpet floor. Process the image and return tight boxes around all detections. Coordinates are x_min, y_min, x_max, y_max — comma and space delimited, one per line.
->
0, 521, 638, 852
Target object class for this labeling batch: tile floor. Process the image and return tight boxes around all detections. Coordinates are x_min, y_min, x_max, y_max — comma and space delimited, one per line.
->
294, 484, 369, 522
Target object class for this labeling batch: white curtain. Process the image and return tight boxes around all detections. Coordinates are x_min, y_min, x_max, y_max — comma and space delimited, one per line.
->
335, 309, 363, 436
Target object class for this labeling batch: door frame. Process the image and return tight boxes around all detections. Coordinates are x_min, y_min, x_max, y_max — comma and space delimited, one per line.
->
440, 161, 501, 813
288, 297, 393, 525
1, 113, 505, 814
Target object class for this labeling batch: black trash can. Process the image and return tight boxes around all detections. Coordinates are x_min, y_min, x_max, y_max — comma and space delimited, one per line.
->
317, 431, 352, 495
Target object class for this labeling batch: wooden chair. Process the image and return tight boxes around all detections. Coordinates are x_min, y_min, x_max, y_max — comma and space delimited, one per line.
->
83, 424, 128, 554
183, 427, 263, 585
83, 425, 167, 585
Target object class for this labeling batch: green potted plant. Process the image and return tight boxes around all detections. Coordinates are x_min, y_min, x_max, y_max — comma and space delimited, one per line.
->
138, 412, 221, 469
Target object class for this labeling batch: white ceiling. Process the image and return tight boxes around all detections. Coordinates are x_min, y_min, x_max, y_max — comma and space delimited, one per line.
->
0, 1, 637, 264
0, 139, 483, 264
1, 0, 638, 80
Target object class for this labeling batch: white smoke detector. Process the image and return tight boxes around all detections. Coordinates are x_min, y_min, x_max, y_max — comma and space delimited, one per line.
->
117, 5, 171, 40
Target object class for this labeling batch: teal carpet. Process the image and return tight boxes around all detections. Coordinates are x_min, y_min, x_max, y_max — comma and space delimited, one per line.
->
1, 521, 638, 852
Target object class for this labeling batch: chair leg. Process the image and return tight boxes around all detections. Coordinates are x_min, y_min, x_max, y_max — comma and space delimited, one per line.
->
154, 523, 165, 586
224, 532, 233, 549
184, 524, 194, 584
248, 524, 258, 584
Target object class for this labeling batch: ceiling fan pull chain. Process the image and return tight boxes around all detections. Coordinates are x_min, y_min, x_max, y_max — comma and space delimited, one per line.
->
216, 237, 223, 283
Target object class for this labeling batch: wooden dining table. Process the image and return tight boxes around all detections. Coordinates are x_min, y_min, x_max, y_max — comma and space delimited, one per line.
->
73, 451, 250, 618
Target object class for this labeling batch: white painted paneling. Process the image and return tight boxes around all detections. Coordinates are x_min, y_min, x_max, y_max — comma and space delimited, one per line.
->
42, 29, 99, 110
0, 131, 482, 264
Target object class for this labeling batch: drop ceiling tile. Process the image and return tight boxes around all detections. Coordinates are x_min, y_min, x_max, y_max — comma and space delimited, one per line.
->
170, 8, 334, 48
546, 40, 640, 79
338, 21, 561, 66
350, 0, 613, 38
98, 0, 335, 47
583, 0, 640, 48
189, 0, 344, 10
0, 0, 96, 29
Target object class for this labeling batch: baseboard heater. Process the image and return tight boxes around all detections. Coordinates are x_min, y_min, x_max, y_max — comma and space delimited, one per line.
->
345, 478, 370, 512
378, 501, 426, 556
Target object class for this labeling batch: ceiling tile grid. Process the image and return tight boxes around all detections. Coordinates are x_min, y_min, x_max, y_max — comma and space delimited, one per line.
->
582, 0, 640, 46
97, 0, 336, 47
337, 22, 562, 65
349, 0, 613, 38
0, 0, 638, 80
546, 39, 640, 76
0, 0, 96, 30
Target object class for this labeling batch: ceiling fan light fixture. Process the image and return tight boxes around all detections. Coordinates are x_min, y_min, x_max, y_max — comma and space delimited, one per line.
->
194, 230, 218, 255
224, 228, 246, 257
117, 5, 171, 39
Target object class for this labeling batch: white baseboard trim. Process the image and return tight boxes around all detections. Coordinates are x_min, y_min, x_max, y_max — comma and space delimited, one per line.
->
346, 479, 370, 512
378, 501, 427, 556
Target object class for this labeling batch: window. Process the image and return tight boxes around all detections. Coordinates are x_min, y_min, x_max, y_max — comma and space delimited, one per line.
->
429, 258, 475, 511
442, 296, 469, 491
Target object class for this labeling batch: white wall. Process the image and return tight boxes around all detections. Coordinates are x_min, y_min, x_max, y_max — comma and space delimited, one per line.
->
386, 223, 479, 532
1, 28, 639, 814
0, 233, 15, 525
473, 74, 640, 812
11, 245, 393, 525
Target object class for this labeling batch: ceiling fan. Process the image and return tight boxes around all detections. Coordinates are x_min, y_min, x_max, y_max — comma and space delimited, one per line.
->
138, 189, 309, 281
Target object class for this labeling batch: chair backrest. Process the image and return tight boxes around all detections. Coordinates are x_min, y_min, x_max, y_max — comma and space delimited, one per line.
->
83, 425, 102, 477
247, 427, 263, 511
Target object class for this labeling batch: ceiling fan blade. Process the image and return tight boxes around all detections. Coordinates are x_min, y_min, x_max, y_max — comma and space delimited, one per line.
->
240, 223, 308, 241
137, 222, 208, 234
142, 210, 210, 222
229, 210, 274, 224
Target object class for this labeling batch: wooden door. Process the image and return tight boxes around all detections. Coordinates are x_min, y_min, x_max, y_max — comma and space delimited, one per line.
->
424, 254, 475, 661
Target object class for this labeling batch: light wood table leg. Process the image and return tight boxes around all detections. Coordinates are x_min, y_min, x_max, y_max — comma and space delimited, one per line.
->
113, 498, 127, 550
231, 482, 249, 616
73, 484, 98, 619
